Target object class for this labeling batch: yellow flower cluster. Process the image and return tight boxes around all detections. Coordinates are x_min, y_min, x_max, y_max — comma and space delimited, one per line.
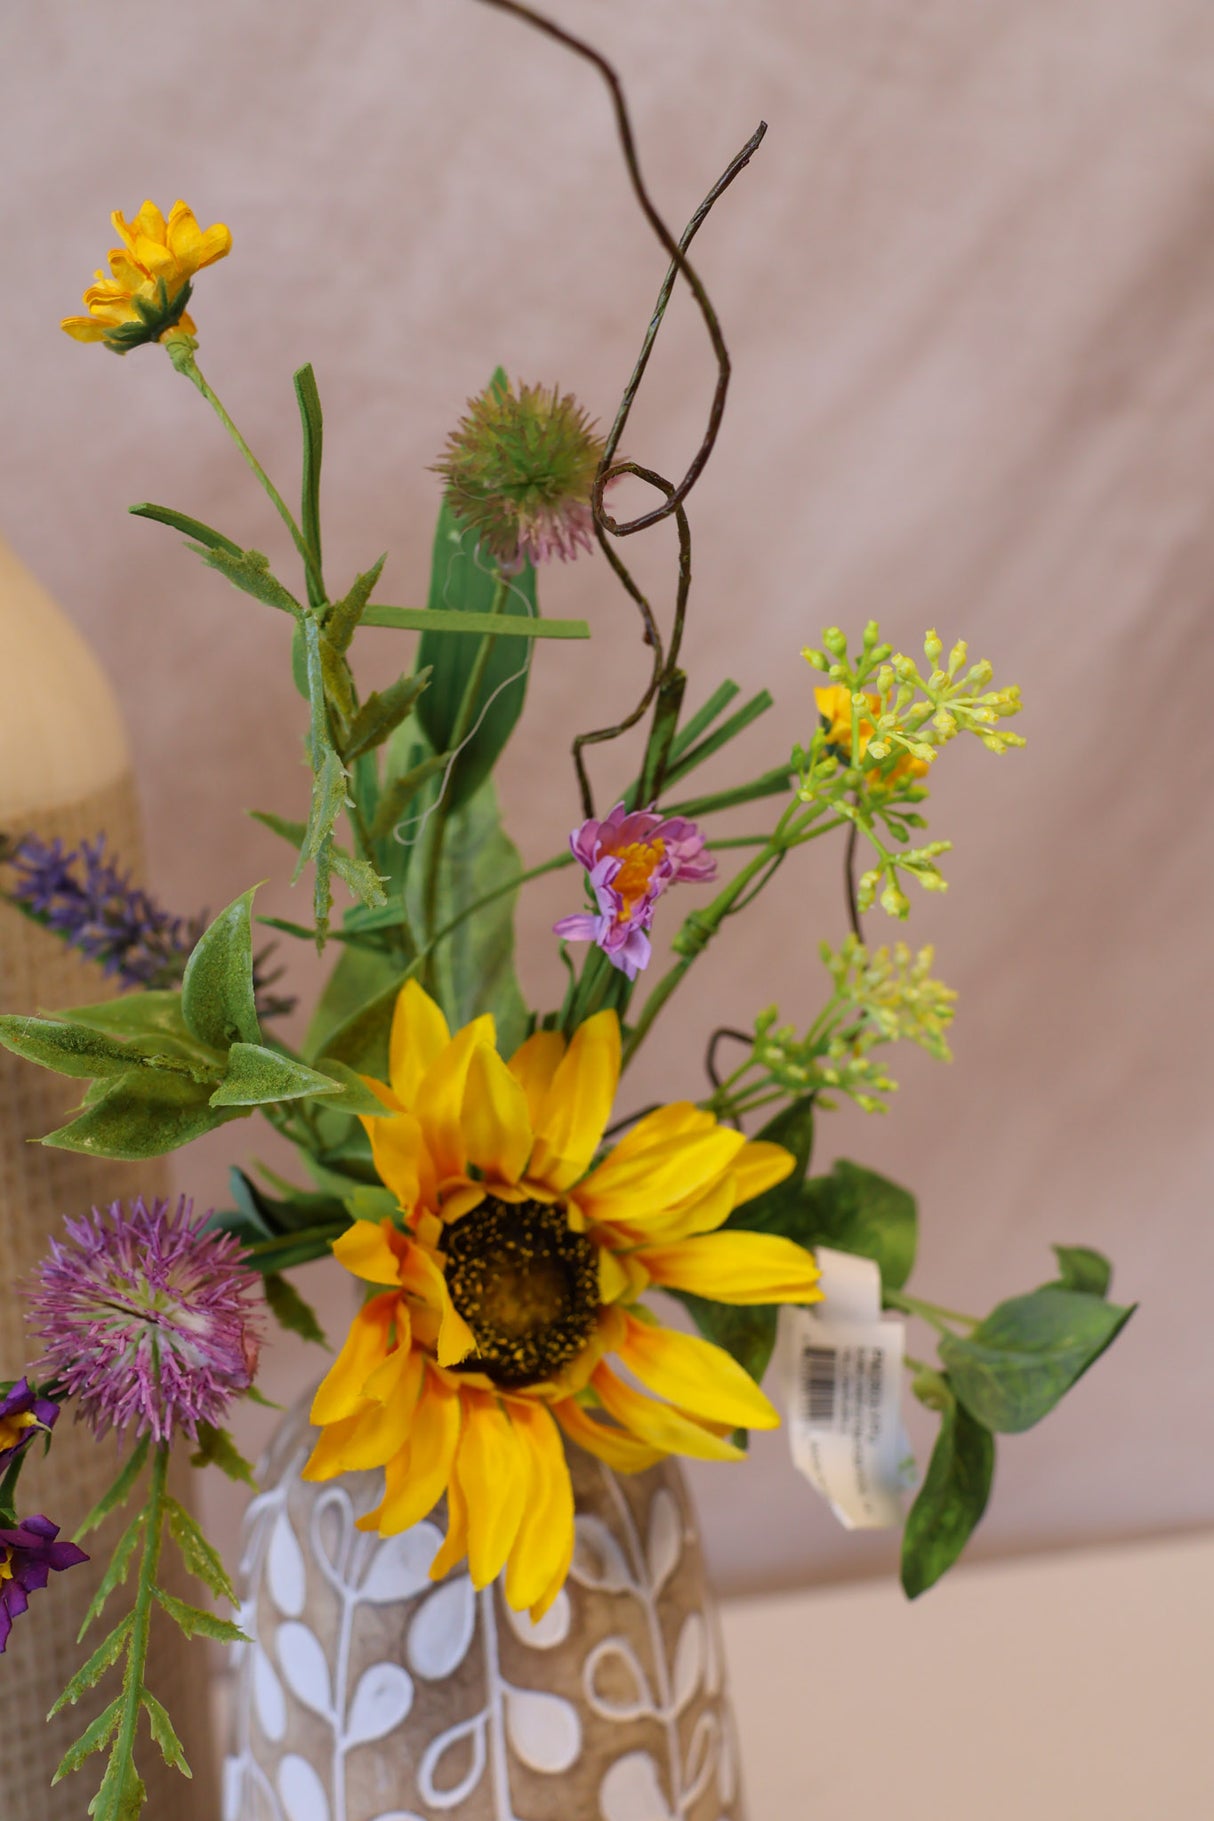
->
61, 200, 231, 353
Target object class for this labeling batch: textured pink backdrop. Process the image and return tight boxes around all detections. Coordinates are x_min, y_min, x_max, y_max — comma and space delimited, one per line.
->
1, 0, 1211, 1596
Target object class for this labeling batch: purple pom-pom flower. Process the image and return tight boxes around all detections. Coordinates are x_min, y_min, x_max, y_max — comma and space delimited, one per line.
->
553, 802, 717, 981
0, 1514, 88, 1655
25, 1197, 263, 1445
0, 1379, 59, 1471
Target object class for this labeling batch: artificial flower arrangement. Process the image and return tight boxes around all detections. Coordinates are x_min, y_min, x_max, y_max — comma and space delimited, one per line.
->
0, 11, 1133, 1816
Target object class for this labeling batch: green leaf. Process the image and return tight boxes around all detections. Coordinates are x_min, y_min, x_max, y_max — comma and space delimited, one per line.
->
300, 742, 347, 868
319, 632, 355, 722
312, 1056, 392, 1116
76, 1437, 150, 1540
87, 1749, 147, 1821
181, 888, 261, 1051
327, 554, 388, 652
661, 690, 774, 792
249, 808, 308, 851
744, 1159, 917, 1292
415, 486, 539, 812
77, 1513, 144, 1640
344, 1183, 400, 1223
48, 1616, 134, 1717
294, 363, 325, 608
52, 1695, 122, 1782
1049, 1244, 1112, 1298
676, 1296, 777, 1390
153, 1588, 247, 1643
362, 604, 586, 639
164, 1498, 239, 1605
60, 993, 194, 1041
194, 543, 301, 615
209, 1040, 345, 1108
129, 501, 242, 556
188, 1422, 257, 1488
264, 1272, 328, 1346
408, 775, 528, 1053
901, 1369, 995, 1598
140, 1691, 192, 1777
42, 1069, 245, 1160
312, 968, 411, 1078
939, 1288, 1135, 1434
0, 1014, 177, 1080
344, 669, 432, 761
755, 1095, 816, 1179
369, 749, 452, 845
637, 670, 687, 804
330, 847, 388, 908
227, 1167, 349, 1236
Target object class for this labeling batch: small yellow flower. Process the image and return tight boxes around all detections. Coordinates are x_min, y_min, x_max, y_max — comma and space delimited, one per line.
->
61, 200, 231, 354
306, 982, 821, 1618
815, 684, 930, 791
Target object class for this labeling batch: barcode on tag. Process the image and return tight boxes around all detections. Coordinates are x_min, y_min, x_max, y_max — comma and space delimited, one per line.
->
801, 1345, 838, 1425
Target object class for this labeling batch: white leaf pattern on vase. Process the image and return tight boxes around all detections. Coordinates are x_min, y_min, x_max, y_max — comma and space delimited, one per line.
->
267, 1510, 307, 1618
600, 1750, 676, 1821
503, 1686, 581, 1774
417, 1710, 489, 1809
502, 1584, 570, 1649
647, 1488, 683, 1595
673, 1613, 706, 1714
345, 1661, 415, 1746
571, 1513, 633, 1592
253, 1644, 288, 1742
584, 1636, 657, 1722
278, 1753, 330, 1821
277, 1620, 333, 1718
360, 1522, 443, 1605
406, 1575, 475, 1681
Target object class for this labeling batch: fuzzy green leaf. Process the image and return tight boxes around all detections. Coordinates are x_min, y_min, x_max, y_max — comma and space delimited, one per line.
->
901, 1369, 995, 1598
52, 1696, 122, 1783
42, 1069, 245, 1160
940, 1288, 1134, 1434
48, 1616, 134, 1717
195, 544, 301, 615
77, 1513, 145, 1640
153, 1588, 247, 1643
369, 749, 452, 845
181, 888, 261, 1052
87, 1749, 147, 1821
1049, 1245, 1112, 1298
264, 1272, 328, 1346
330, 847, 388, 908
300, 745, 348, 867
294, 363, 325, 609
140, 1691, 192, 1777
326, 553, 387, 652
76, 1437, 150, 1540
129, 501, 241, 556
0, 1014, 175, 1080
344, 669, 432, 761
210, 1040, 345, 1108
249, 808, 308, 851
164, 1498, 239, 1605
311, 1056, 392, 1116
56, 993, 195, 1042
319, 632, 355, 722
189, 1422, 257, 1488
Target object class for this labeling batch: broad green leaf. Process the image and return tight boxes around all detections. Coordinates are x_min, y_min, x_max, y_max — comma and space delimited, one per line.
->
181, 888, 261, 1051
415, 480, 538, 813
0, 1014, 181, 1081
264, 1272, 328, 1346
344, 1183, 401, 1223
327, 554, 387, 653
242, 1229, 347, 1274
164, 1498, 239, 1605
77, 1513, 144, 1640
675, 1295, 777, 1391
129, 501, 241, 556
940, 1288, 1135, 1434
42, 1070, 246, 1160
743, 1159, 917, 1292
60, 993, 193, 1041
197, 544, 302, 614
293, 362, 325, 608
344, 669, 432, 761
141, 1691, 192, 1777
189, 1422, 256, 1487
76, 1437, 150, 1540
48, 1616, 133, 1717
312, 1056, 391, 1117
754, 1095, 815, 1179
153, 1588, 247, 1643
901, 1369, 995, 1598
209, 1041, 345, 1108
51, 1695, 121, 1782
1049, 1244, 1112, 1298
227, 1167, 349, 1236
310, 967, 411, 1077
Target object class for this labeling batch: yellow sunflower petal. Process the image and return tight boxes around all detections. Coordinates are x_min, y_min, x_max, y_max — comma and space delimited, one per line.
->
529, 1010, 621, 1191
429, 1464, 469, 1582
462, 1044, 534, 1185
504, 1402, 574, 1614
389, 979, 450, 1107
414, 1015, 496, 1182
455, 1392, 528, 1588
618, 1312, 779, 1430
302, 1412, 363, 1481
361, 1107, 435, 1216
601, 1100, 715, 1165
637, 1231, 822, 1304
554, 1396, 665, 1473
332, 1218, 405, 1287
310, 1290, 398, 1424
590, 1362, 746, 1461
507, 1030, 566, 1126
622, 1174, 734, 1246
578, 1128, 746, 1228
363, 1364, 461, 1535
398, 1247, 477, 1366
731, 1140, 796, 1205
335, 1349, 425, 1473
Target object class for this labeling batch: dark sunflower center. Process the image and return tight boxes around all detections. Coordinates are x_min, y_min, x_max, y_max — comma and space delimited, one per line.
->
443, 1197, 600, 1389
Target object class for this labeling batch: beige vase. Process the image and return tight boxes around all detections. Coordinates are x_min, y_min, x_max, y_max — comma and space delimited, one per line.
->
224, 1389, 746, 1821
0, 538, 217, 1816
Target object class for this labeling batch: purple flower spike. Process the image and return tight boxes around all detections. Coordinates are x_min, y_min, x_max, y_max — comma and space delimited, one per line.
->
0, 1380, 59, 1471
553, 803, 717, 981
0, 1514, 88, 1655
25, 1196, 264, 1445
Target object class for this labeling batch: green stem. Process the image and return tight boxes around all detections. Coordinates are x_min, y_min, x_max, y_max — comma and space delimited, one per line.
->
169, 347, 324, 602
884, 1288, 979, 1334
110, 1444, 168, 1800
425, 850, 573, 954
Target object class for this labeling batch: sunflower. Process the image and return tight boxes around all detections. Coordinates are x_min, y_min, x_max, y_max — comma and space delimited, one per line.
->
305, 981, 821, 1617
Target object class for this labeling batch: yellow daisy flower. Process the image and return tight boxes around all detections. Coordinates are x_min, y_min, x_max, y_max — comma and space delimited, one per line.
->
305, 981, 821, 1618
61, 200, 231, 353
815, 683, 930, 790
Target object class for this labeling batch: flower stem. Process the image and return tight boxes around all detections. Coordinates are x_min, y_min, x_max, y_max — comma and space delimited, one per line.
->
884, 1288, 979, 1334
109, 1443, 169, 1802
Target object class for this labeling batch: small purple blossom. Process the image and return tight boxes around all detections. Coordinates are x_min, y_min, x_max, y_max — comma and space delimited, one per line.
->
0, 1379, 59, 1471
0, 1514, 88, 1654
553, 803, 717, 981
25, 1197, 264, 1445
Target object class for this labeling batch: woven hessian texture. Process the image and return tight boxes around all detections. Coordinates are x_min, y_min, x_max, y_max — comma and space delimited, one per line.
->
0, 773, 218, 1817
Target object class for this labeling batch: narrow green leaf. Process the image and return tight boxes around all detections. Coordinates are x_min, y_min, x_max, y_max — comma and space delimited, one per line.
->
326, 553, 387, 652
666, 679, 740, 763
291, 617, 310, 700
75, 1437, 150, 1540
362, 604, 587, 639
130, 501, 242, 556
1050, 1244, 1112, 1298
164, 1498, 239, 1605
42, 1069, 245, 1160
665, 764, 796, 820
61, 993, 193, 1041
344, 669, 432, 761
0, 1014, 169, 1080
209, 1040, 345, 1108
330, 847, 388, 909
188, 1422, 257, 1488
293, 362, 325, 608
51, 1695, 122, 1782
264, 1272, 328, 1346
940, 1288, 1135, 1434
87, 1748, 146, 1821
637, 670, 687, 805
140, 1691, 192, 1778
319, 633, 355, 722
300, 746, 347, 867
369, 750, 452, 844
48, 1616, 134, 1716
901, 1370, 995, 1598
77, 1513, 144, 1640
249, 808, 307, 851
181, 887, 261, 1051
153, 1588, 248, 1643
195, 544, 302, 615
663, 690, 774, 789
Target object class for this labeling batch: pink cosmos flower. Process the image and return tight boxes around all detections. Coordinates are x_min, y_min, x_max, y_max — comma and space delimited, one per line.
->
553, 803, 716, 980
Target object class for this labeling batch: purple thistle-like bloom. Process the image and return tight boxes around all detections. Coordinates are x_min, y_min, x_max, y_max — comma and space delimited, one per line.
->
0, 1514, 88, 1654
0, 1379, 59, 1471
26, 1197, 263, 1445
553, 803, 717, 981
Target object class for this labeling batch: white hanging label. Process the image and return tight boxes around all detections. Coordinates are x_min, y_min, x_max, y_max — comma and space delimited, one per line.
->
784, 1246, 916, 1529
